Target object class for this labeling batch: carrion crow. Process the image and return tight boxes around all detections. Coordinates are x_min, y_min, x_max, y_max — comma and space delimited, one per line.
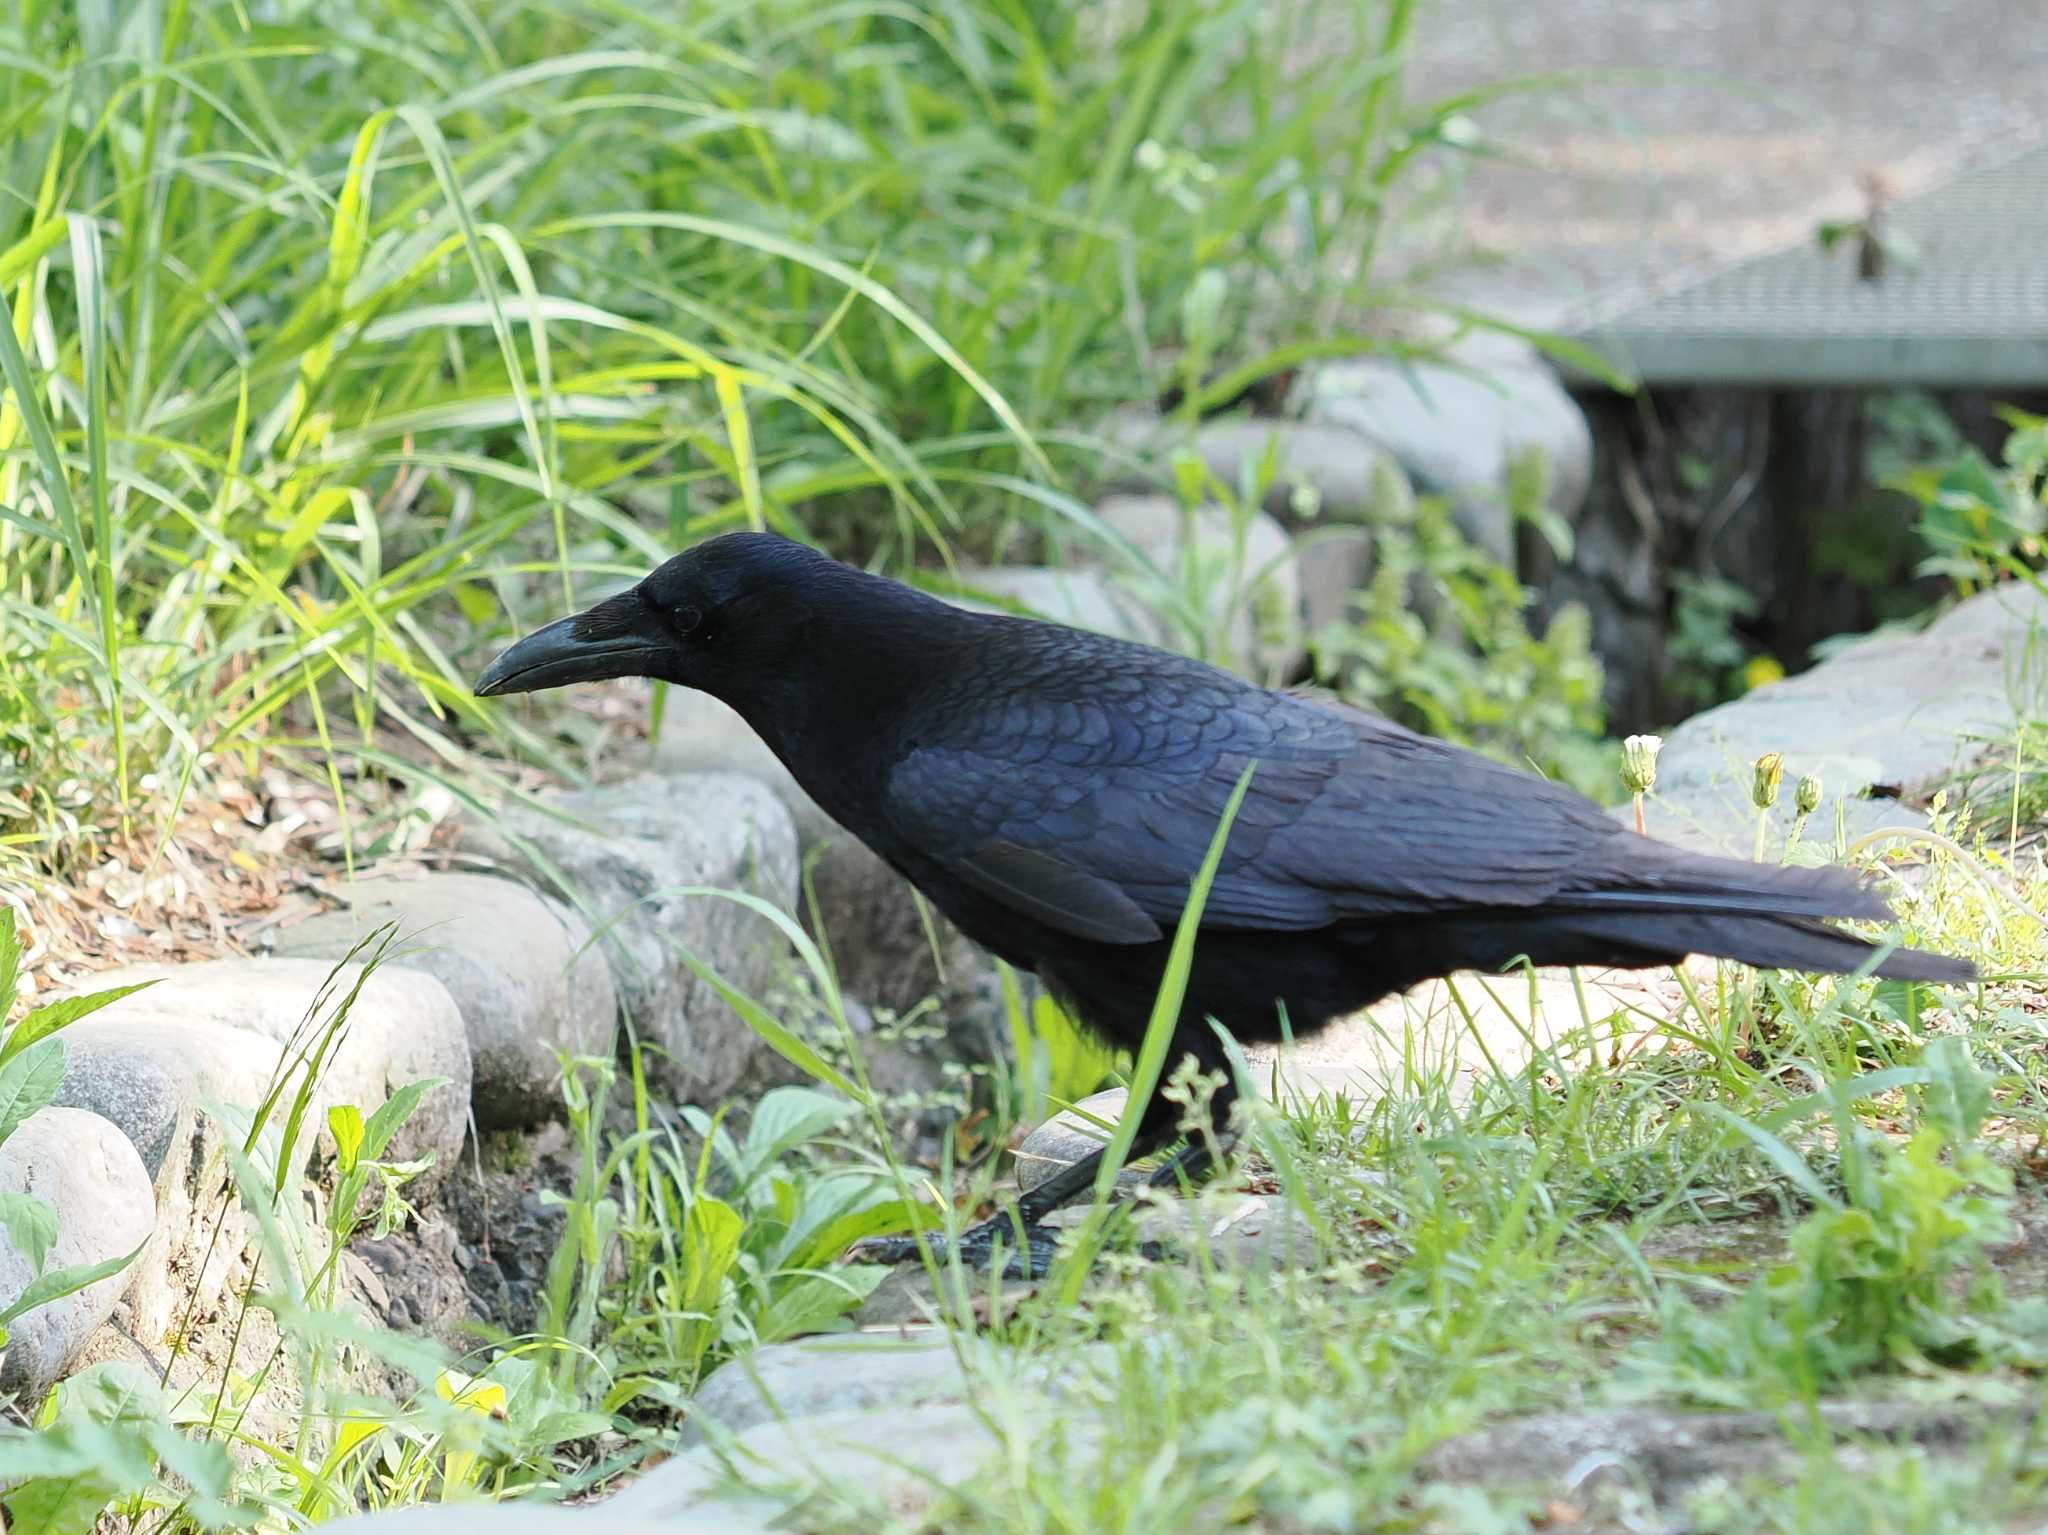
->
476, 533, 1976, 1274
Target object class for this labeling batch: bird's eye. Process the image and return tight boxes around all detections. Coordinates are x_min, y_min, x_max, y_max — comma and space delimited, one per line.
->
675, 605, 703, 635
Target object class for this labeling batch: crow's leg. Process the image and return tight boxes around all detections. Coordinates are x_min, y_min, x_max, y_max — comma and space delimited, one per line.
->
849, 1040, 1239, 1279
847, 1140, 1121, 1278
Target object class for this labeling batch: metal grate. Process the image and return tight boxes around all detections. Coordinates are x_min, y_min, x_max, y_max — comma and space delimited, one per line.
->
1571, 140, 2048, 386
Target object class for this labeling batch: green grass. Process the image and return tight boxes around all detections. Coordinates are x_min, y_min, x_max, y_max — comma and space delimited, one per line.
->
0, 0, 1526, 889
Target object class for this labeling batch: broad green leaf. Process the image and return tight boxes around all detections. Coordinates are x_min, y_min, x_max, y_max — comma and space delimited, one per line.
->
756, 1268, 887, 1343
361, 1076, 447, 1161
681, 1196, 743, 1317
739, 1086, 852, 1185
0, 1189, 58, 1274
0, 1363, 237, 1527
791, 1199, 920, 1271
2, 1471, 116, 1535
0, 1039, 67, 1147
328, 1104, 366, 1172
531, 1409, 614, 1446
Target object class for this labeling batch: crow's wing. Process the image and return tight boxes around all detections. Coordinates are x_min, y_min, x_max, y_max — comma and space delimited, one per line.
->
882, 669, 1642, 946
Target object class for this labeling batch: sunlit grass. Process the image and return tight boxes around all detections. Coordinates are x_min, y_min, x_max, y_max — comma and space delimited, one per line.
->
1, 0, 1505, 892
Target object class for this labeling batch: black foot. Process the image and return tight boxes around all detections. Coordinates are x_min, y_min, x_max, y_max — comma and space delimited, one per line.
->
849, 1216, 1064, 1279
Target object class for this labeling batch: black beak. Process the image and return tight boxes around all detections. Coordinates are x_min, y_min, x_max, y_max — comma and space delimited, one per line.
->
474, 592, 662, 698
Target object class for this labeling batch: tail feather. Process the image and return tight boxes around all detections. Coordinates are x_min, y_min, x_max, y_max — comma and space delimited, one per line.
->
1548, 837, 1976, 983
1563, 846, 1894, 924
1551, 908, 1977, 985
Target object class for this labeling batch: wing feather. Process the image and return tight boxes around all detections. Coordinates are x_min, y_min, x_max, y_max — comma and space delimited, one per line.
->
883, 659, 1624, 945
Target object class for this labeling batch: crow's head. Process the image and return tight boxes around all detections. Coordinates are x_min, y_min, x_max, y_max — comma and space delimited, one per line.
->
474, 532, 836, 702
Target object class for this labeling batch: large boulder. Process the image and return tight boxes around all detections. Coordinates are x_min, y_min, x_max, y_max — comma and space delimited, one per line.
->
459, 773, 801, 1109
49, 958, 473, 1343
0, 1108, 155, 1398
682, 1335, 1015, 1445
264, 870, 614, 1129
55, 958, 472, 1181
1097, 409, 1407, 524
1302, 340, 1592, 567
612, 1399, 1094, 1529
949, 564, 1169, 646
1094, 493, 1305, 681
1641, 580, 2048, 855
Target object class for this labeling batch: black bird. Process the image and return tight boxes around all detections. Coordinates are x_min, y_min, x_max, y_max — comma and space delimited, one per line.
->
476, 533, 1976, 1273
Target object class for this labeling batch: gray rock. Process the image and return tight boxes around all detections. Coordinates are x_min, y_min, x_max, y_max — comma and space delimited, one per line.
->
951, 564, 1169, 647
1095, 493, 1305, 680
652, 690, 831, 844
1639, 580, 2048, 856
681, 1334, 1093, 1446
56, 1015, 288, 1350
1013, 1087, 1152, 1196
1045, 1190, 1322, 1270
1014, 1091, 1318, 1268
1191, 418, 1406, 524
1297, 525, 1377, 639
1097, 409, 1406, 524
50, 959, 473, 1344
851, 1266, 948, 1328
461, 773, 800, 1109
808, 857, 982, 1023
612, 1400, 1087, 1528
52, 1015, 276, 1181
57, 958, 472, 1179
346, 1215, 470, 1338
0, 1108, 155, 1397
317, 1504, 731, 1535
266, 871, 614, 1129
1420, 1397, 2031, 1506
1305, 346, 1592, 566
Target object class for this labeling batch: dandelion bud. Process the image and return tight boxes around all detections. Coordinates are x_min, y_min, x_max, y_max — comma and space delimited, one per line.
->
1751, 752, 1784, 811
1794, 774, 1822, 817
1620, 734, 1662, 796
